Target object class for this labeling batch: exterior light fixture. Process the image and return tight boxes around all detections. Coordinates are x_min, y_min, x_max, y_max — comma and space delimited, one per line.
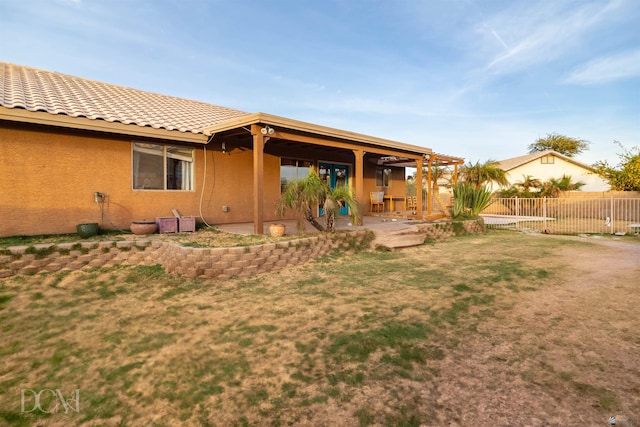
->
261, 126, 275, 135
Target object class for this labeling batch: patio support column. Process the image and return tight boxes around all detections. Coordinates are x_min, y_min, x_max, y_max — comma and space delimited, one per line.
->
415, 158, 423, 217
251, 125, 267, 235
427, 155, 433, 216
352, 149, 365, 225
453, 164, 459, 185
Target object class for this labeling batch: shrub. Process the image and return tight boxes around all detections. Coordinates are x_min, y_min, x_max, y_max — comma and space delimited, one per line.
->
452, 183, 492, 218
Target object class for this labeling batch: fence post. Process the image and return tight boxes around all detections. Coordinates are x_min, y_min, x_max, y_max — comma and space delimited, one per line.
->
515, 197, 519, 230
543, 197, 547, 231
610, 197, 614, 234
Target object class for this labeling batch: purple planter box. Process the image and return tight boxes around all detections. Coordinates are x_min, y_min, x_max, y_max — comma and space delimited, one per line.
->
178, 216, 196, 233
156, 217, 178, 234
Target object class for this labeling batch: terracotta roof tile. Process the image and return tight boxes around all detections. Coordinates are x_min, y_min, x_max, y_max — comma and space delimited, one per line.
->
0, 62, 250, 135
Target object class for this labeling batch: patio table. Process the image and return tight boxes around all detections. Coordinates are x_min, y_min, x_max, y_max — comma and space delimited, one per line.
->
383, 195, 407, 212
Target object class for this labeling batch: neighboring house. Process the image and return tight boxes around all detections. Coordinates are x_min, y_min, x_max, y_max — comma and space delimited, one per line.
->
496, 150, 610, 193
0, 62, 461, 237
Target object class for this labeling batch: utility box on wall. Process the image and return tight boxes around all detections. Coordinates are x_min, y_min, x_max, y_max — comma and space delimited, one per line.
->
156, 217, 178, 234
178, 216, 196, 233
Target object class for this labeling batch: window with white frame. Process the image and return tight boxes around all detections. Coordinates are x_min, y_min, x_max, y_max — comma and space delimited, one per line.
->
376, 167, 392, 187
132, 143, 194, 190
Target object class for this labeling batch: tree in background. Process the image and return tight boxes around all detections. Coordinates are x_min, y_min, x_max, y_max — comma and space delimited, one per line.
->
514, 175, 543, 194
528, 133, 589, 157
593, 142, 640, 191
497, 174, 584, 198
539, 175, 585, 198
496, 175, 543, 198
459, 160, 508, 189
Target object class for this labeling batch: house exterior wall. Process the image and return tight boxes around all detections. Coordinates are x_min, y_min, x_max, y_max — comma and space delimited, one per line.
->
504, 157, 610, 192
0, 124, 407, 236
0, 124, 281, 236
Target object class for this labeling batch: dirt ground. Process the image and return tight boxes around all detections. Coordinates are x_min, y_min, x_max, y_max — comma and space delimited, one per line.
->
430, 235, 640, 427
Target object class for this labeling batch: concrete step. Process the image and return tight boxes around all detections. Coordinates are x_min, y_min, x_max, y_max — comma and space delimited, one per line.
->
371, 224, 427, 249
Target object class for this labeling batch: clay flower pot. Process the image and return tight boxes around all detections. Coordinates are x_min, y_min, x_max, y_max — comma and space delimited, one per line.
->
269, 223, 286, 237
130, 220, 158, 235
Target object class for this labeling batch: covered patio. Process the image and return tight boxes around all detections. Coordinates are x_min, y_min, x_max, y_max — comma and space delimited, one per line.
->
203, 113, 464, 234
204, 112, 447, 234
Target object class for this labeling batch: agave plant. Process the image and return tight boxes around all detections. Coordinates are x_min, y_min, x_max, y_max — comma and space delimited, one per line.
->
277, 167, 361, 232
452, 183, 493, 218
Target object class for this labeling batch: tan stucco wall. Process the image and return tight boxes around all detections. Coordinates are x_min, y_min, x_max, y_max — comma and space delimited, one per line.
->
0, 125, 280, 236
0, 124, 407, 236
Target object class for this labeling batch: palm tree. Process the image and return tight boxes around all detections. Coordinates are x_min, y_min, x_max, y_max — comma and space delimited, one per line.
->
277, 167, 361, 232
513, 175, 542, 196
428, 166, 450, 193
540, 174, 585, 198
459, 160, 508, 189
408, 165, 450, 196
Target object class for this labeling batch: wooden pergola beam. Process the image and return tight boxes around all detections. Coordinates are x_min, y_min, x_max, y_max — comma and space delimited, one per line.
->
274, 130, 423, 161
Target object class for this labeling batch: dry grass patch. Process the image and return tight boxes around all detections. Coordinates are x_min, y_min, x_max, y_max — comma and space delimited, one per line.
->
0, 231, 638, 426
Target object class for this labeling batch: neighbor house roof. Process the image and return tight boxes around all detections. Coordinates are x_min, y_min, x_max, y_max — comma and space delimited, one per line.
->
498, 150, 597, 172
0, 62, 250, 140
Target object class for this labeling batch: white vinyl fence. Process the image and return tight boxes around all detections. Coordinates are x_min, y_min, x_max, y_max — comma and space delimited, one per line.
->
481, 197, 640, 235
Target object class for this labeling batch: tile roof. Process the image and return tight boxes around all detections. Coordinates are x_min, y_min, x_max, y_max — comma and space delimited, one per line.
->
0, 62, 250, 135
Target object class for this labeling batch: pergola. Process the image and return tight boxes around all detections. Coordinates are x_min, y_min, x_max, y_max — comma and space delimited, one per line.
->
372, 152, 465, 216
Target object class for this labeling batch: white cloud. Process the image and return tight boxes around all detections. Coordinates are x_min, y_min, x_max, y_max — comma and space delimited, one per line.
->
479, 0, 626, 75
565, 49, 640, 85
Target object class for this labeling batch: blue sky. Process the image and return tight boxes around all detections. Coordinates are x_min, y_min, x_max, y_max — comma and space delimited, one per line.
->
1, 0, 638, 166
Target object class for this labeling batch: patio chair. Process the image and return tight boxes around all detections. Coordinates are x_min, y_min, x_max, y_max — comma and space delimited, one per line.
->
370, 191, 384, 213
406, 195, 417, 210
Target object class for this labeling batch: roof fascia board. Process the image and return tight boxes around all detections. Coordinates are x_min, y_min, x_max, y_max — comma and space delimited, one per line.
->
205, 112, 432, 156
513, 150, 597, 172
0, 108, 208, 144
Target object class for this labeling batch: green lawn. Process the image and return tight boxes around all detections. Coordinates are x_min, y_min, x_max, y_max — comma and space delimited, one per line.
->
1, 231, 638, 426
